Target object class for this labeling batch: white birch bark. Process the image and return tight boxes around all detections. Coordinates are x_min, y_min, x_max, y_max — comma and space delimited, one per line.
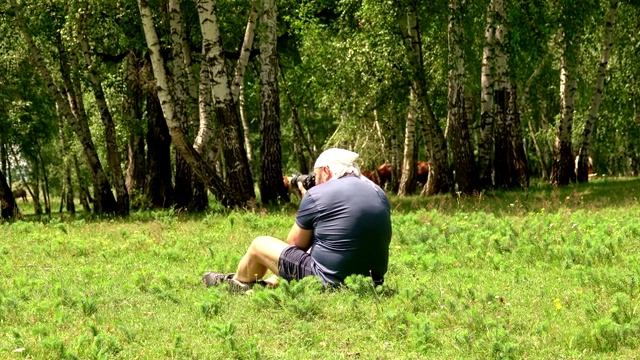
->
232, 1, 258, 101
577, 0, 619, 182
551, 35, 578, 186
447, 0, 477, 194
197, 0, 255, 198
195, 64, 213, 154
478, 1, 496, 187
138, 0, 245, 207
231, 1, 258, 162
398, 2, 452, 196
398, 88, 417, 197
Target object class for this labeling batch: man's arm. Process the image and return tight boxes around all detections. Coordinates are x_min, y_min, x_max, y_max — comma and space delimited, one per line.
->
286, 223, 313, 251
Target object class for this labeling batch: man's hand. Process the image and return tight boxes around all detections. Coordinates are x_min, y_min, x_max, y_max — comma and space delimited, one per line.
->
297, 182, 307, 196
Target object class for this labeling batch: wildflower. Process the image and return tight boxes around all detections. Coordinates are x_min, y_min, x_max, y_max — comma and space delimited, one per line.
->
554, 298, 562, 311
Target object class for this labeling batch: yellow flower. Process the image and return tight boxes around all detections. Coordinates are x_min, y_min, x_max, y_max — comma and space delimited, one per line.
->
554, 298, 562, 311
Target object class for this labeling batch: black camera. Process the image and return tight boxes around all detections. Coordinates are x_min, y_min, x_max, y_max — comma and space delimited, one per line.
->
290, 173, 316, 191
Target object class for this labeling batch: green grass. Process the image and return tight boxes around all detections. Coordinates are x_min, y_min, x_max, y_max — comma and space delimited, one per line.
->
2, 177, 640, 359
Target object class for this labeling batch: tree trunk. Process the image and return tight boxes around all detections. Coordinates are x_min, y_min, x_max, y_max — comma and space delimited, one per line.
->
9, 0, 118, 214
169, 0, 198, 211
398, 88, 417, 197
37, 147, 51, 215
389, 119, 402, 194
232, 0, 258, 102
145, 91, 175, 209
490, 0, 528, 189
79, 27, 129, 216
230, 1, 258, 167
397, 1, 452, 196
139, 0, 250, 207
281, 65, 312, 174
447, 0, 478, 195
577, 0, 619, 183
73, 154, 92, 212
59, 118, 75, 214
478, 0, 496, 188
0, 169, 17, 219
124, 54, 147, 208
196, 0, 255, 203
551, 37, 578, 186
508, 84, 530, 188
258, 0, 287, 204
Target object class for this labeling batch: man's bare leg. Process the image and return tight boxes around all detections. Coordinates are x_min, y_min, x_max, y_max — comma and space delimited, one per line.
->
233, 236, 289, 283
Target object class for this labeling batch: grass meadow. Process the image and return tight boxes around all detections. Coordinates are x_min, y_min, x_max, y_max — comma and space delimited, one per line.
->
2, 177, 640, 359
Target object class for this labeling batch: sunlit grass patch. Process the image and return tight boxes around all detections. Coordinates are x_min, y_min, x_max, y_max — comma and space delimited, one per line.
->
2, 177, 640, 358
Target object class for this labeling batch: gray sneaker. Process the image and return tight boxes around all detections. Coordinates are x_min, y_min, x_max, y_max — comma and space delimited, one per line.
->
203, 272, 269, 293
226, 278, 253, 293
202, 272, 234, 287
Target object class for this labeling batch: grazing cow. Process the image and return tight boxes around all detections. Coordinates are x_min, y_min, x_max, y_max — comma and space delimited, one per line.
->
361, 169, 380, 185
575, 156, 595, 177
376, 163, 393, 188
12, 188, 27, 203
416, 161, 430, 186
375, 161, 430, 189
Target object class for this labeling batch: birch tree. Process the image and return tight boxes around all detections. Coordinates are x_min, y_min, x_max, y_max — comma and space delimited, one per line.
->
78, 13, 130, 216
196, 0, 255, 201
230, 1, 258, 166
492, 0, 528, 189
168, 0, 202, 211
478, 1, 496, 188
9, 0, 119, 214
397, 88, 417, 196
258, 0, 288, 203
447, 0, 478, 195
397, 0, 452, 196
576, 0, 619, 183
550, 32, 579, 186
138, 0, 250, 208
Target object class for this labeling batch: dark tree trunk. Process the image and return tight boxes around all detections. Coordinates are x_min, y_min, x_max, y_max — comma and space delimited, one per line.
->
174, 153, 193, 210
37, 147, 51, 215
79, 29, 129, 216
73, 154, 92, 212
59, 118, 75, 214
0, 169, 17, 219
448, 0, 478, 195
124, 54, 147, 209
258, 0, 287, 204
146, 91, 175, 209
508, 86, 530, 188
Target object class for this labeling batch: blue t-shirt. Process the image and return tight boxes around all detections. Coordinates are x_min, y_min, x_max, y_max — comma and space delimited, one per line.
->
295, 174, 392, 285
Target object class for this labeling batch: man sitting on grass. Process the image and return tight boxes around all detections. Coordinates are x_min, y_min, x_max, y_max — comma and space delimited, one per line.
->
203, 148, 392, 292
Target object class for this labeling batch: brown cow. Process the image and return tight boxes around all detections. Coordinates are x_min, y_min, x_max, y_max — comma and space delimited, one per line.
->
375, 161, 429, 189
361, 169, 380, 185
12, 188, 27, 203
416, 161, 430, 186
376, 163, 393, 188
